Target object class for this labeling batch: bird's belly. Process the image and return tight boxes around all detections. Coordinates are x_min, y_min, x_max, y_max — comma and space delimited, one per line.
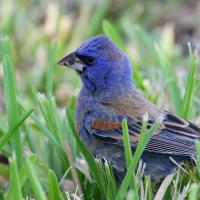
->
80, 133, 189, 182
79, 130, 126, 172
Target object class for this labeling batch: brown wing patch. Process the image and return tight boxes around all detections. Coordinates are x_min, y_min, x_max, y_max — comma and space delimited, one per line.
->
91, 120, 121, 131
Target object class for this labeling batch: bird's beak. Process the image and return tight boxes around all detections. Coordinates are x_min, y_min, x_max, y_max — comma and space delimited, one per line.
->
57, 51, 85, 72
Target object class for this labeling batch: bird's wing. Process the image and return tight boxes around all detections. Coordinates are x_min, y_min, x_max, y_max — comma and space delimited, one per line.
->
89, 113, 200, 157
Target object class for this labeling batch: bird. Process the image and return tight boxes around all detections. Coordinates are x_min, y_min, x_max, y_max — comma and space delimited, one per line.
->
58, 35, 200, 182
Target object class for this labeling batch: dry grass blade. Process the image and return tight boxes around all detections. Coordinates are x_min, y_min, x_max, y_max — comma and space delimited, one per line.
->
154, 173, 175, 200
64, 141, 84, 199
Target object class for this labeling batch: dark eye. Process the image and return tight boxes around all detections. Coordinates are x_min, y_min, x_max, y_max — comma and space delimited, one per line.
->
77, 55, 95, 65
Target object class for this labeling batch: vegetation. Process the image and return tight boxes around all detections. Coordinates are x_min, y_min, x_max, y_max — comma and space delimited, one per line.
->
0, 0, 200, 199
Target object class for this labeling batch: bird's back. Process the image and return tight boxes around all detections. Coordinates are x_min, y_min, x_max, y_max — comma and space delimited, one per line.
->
111, 89, 163, 119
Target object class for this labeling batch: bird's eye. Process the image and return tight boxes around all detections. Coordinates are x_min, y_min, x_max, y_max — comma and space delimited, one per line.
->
77, 55, 95, 65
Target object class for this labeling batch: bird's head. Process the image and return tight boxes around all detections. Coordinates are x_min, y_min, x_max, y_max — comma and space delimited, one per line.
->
58, 35, 134, 102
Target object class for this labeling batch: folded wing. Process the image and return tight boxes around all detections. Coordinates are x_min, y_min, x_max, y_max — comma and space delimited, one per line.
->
89, 113, 200, 157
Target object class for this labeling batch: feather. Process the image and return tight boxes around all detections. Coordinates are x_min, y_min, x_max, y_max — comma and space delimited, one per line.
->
90, 112, 200, 157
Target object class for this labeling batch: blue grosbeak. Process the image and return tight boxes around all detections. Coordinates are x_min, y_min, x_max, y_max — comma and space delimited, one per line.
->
58, 35, 200, 182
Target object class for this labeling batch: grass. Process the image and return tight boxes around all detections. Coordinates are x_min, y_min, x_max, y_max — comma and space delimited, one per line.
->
3, 54, 23, 167
0, 0, 200, 199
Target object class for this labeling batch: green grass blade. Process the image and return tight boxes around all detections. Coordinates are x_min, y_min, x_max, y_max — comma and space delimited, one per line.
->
8, 155, 23, 200
87, 0, 111, 37
30, 113, 67, 166
26, 156, 47, 200
0, 163, 9, 177
104, 161, 117, 200
3, 54, 23, 166
0, 36, 13, 61
122, 119, 132, 167
5, 155, 37, 200
155, 44, 181, 114
195, 141, 200, 176
189, 183, 199, 200
181, 55, 197, 119
116, 117, 161, 200
126, 190, 138, 200
122, 119, 138, 193
66, 108, 107, 197
48, 169, 62, 200
145, 176, 153, 200
37, 94, 62, 143
10, 155, 36, 200
0, 109, 33, 149
19, 162, 28, 189
131, 61, 147, 91
103, 20, 125, 51
19, 98, 68, 168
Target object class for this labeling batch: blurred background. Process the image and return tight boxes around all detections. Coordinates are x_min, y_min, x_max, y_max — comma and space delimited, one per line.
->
0, 0, 200, 198
0, 0, 200, 112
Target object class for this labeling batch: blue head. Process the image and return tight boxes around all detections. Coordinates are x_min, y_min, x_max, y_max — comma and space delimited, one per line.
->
58, 35, 134, 102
